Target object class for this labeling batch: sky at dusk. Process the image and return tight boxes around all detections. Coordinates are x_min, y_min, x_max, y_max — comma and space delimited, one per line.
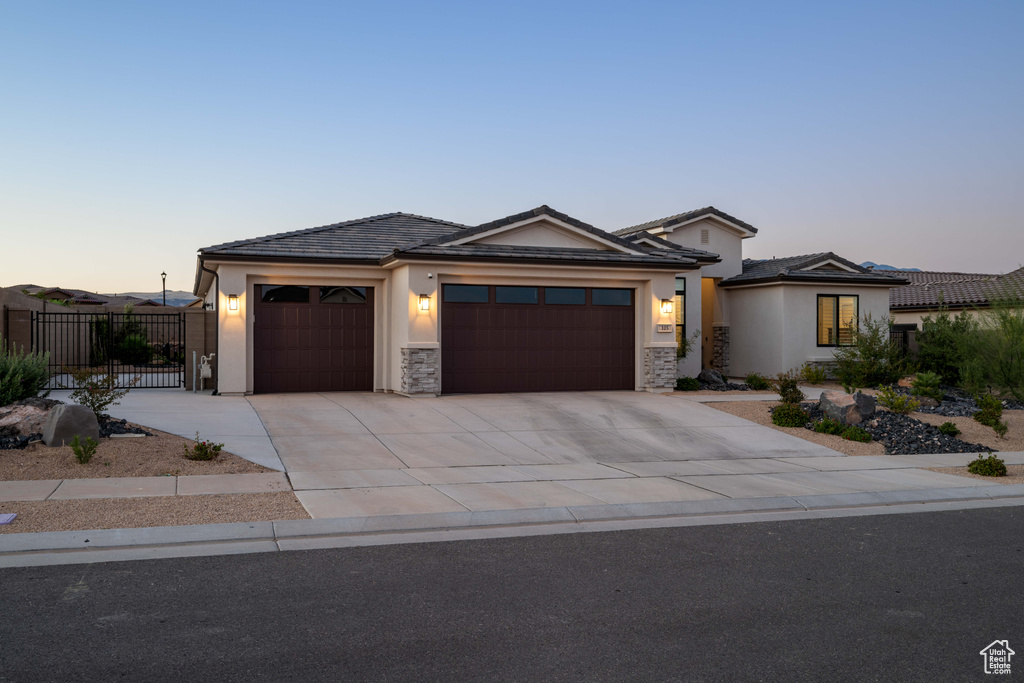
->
1, 0, 1022, 293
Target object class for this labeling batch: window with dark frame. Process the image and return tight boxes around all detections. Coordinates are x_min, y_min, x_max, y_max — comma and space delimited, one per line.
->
674, 277, 687, 356
817, 294, 859, 346
495, 286, 539, 304
442, 285, 489, 303
259, 285, 310, 303
592, 288, 632, 306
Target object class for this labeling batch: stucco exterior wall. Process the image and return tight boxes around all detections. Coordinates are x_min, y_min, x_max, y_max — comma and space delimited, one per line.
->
726, 283, 892, 377
657, 218, 746, 280
203, 259, 683, 395
891, 307, 987, 329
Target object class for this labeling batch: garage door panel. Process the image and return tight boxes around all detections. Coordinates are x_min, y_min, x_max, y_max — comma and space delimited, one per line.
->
254, 286, 373, 393
441, 285, 634, 394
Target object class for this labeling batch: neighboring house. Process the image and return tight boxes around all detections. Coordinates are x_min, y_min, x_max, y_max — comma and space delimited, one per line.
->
193, 205, 906, 396
16, 286, 164, 308
889, 267, 1024, 328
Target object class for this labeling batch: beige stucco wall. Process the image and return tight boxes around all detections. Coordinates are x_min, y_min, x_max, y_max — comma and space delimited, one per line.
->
203, 259, 682, 395
891, 307, 987, 328
657, 218, 746, 280
474, 221, 608, 249
725, 283, 892, 377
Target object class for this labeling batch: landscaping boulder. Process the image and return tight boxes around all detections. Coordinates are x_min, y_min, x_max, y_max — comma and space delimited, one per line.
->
42, 405, 99, 447
698, 368, 726, 386
916, 396, 940, 409
0, 404, 49, 436
820, 390, 876, 426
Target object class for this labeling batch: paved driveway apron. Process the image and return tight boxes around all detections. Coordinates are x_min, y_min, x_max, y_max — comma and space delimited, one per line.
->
246, 391, 975, 518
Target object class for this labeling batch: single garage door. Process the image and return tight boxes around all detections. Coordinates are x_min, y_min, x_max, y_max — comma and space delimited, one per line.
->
441, 284, 634, 394
253, 284, 373, 393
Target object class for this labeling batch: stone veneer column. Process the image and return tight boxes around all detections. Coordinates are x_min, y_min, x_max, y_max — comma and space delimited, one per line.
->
400, 347, 439, 395
712, 324, 730, 375
644, 347, 677, 390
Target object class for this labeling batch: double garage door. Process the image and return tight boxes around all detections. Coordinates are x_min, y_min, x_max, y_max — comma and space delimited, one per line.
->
253, 283, 635, 394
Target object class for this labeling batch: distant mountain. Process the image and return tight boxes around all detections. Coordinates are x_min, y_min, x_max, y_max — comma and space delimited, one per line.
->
859, 261, 922, 272
103, 290, 199, 306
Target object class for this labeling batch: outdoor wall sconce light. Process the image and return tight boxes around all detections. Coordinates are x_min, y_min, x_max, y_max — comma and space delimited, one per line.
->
418, 294, 431, 312
660, 298, 673, 315
227, 294, 239, 311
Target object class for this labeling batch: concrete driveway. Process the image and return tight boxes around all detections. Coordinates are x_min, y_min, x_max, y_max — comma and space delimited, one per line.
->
249, 390, 860, 517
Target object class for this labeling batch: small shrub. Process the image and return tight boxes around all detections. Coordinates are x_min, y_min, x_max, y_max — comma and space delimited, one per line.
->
772, 403, 808, 428
675, 377, 700, 391
771, 372, 804, 405
64, 368, 140, 418
745, 373, 770, 391
184, 432, 224, 461
938, 421, 961, 437
799, 363, 828, 385
841, 425, 872, 443
117, 333, 152, 365
967, 453, 1007, 477
877, 386, 920, 415
0, 338, 51, 406
833, 314, 910, 389
813, 418, 846, 436
911, 371, 943, 401
70, 435, 99, 464
994, 421, 1009, 439
973, 394, 1003, 426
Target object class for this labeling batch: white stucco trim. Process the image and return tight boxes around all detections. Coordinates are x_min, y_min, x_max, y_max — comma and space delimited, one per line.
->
720, 280, 898, 291
798, 259, 860, 273
444, 215, 644, 255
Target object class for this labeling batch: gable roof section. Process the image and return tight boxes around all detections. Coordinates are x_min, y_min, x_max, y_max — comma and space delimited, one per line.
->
890, 267, 1023, 309
720, 252, 909, 288
424, 205, 646, 254
615, 206, 758, 237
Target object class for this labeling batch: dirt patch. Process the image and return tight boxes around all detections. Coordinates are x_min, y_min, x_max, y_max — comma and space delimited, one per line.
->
706, 401, 886, 456
915, 410, 1024, 453
927, 464, 1024, 485
0, 426, 271, 481
0, 492, 309, 534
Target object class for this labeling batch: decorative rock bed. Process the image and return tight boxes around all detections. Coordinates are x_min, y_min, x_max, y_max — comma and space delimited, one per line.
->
696, 368, 751, 392
0, 397, 152, 449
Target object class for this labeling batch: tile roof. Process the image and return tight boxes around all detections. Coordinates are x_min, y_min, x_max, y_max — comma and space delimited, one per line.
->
199, 213, 469, 261
199, 207, 711, 271
614, 206, 758, 237
890, 267, 1024, 309
719, 253, 909, 287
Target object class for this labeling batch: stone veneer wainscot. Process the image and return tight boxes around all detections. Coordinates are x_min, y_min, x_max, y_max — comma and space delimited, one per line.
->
400, 348, 439, 395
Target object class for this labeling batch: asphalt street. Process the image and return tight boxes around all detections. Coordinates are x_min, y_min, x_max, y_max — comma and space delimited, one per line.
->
2, 507, 1022, 682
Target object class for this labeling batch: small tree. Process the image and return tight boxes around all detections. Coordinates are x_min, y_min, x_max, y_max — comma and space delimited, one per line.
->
833, 314, 909, 389
963, 295, 1024, 402
63, 368, 140, 418
917, 304, 979, 385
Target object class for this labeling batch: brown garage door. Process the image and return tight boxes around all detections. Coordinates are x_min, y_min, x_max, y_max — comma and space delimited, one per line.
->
253, 285, 373, 393
440, 284, 634, 394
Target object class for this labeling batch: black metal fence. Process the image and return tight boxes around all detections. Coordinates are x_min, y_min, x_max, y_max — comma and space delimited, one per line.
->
31, 311, 186, 389
889, 324, 916, 355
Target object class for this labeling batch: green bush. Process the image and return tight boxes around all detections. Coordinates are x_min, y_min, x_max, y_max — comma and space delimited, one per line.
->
0, 338, 51, 407
917, 307, 979, 386
973, 394, 1003, 427
675, 376, 700, 391
70, 435, 99, 464
877, 386, 920, 415
771, 372, 804, 405
938, 421, 961, 437
841, 425, 872, 443
911, 371, 943, 401
184, 432, 224, 461
799, 363, 828, 385
745, 373, 770, 391
117, 333, 152, 365
967, 453, 1007, 477
813, 418, 846, 436
957, 297, 1024, 402
64, 367, 139, 418
772, 403, 808, 427
833, 314, 910, 389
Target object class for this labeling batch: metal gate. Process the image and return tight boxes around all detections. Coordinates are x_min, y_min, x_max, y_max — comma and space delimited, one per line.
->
889, 323, 916, 356
32, 311, 186, 389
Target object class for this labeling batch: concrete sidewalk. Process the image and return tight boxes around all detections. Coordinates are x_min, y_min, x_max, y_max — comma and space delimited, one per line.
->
0, 473, 289, 501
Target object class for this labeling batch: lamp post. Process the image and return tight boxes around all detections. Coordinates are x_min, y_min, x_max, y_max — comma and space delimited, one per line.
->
161, 272, 167, 306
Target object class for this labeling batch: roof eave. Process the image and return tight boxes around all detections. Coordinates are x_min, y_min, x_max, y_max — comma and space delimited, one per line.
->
720, 274, 910, 288
381, 251, 701, 271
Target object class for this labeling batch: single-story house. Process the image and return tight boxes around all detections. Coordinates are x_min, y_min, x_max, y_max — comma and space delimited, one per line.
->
889, 267, 1024, 328
193, 205, 908, 396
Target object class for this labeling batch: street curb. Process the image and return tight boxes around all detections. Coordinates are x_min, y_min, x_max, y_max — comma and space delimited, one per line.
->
5, 485, 1024, 567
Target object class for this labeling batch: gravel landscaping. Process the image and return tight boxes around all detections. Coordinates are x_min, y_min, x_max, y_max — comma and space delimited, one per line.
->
0, 492, 309, 534
0, 425, 271, 480
927, 464, 1024, 485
